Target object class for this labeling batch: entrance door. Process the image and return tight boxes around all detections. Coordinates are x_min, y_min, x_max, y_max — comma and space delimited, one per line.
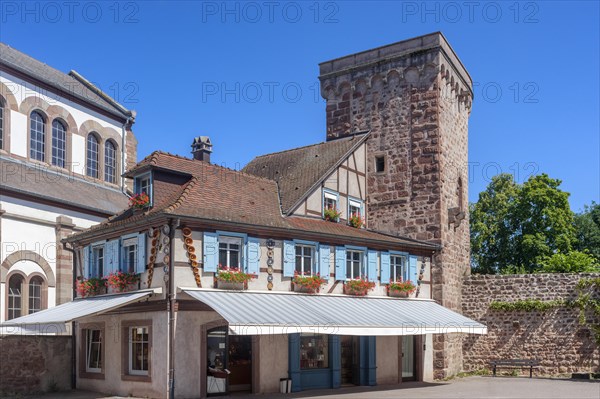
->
401, 335, 415, 381
228, 335, 252, 392
207, 327, 228, 395
340, 336, 360, 385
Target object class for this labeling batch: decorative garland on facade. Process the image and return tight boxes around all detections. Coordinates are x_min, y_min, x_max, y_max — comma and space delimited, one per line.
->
146, 228, 161, 287
182, 227, 202, 287
266, 239, 275, 290
415, 257, 427, 298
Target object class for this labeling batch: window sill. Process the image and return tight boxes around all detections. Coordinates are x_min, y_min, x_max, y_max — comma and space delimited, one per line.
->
121, 373, 151, 383
79, 371, 105, 380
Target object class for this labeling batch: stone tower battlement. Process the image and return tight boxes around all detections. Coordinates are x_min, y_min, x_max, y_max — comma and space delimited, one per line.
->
319, 32, 473, 379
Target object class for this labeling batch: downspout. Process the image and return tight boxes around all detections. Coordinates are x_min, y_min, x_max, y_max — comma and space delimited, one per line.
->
121, 116, 134, 196
167, 218, 180, 399
64, 241, 78, 390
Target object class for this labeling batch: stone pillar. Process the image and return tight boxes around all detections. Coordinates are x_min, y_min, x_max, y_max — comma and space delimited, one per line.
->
319, 32, 473, 379
55, 215, 75, 305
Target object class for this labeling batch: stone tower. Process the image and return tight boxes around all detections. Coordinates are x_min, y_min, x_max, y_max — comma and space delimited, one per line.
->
319, 32, 473, 379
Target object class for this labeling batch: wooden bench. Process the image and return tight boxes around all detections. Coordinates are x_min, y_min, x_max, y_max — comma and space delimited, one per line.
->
490, 359, 540, 378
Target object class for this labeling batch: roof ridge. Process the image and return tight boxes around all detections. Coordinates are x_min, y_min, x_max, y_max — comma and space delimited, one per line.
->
136, 151, 280, 186
250, 132, 369, 159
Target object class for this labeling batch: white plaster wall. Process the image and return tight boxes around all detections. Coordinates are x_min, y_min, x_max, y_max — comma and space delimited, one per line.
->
9, 110, 27, 157
258, 334, 289, 393
0, 72, 124, 131
71, 134, 86, 175
423, 334, 434, 382
76, 312, 168, 398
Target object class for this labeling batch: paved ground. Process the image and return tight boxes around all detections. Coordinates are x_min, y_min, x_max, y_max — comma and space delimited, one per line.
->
22, 376, 600, 399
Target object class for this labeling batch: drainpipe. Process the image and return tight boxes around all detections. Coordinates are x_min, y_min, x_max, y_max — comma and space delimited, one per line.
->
167, 218, 180, 399
121, 116, 134, 196
64, 241, 78, 390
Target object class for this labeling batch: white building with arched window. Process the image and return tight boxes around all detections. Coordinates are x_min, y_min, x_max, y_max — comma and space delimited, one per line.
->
0, 42, 137, 320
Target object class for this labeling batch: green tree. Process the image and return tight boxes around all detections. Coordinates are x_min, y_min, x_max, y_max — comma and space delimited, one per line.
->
470, 173, 576, 274
573, 202, 600, 261
539, 250, 600, 273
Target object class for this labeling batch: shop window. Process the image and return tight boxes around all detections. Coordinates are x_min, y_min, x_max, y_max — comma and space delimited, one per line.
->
300, 333, 329, 369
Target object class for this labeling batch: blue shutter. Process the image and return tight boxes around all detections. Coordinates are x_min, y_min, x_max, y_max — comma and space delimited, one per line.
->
246, 237, 261, 275
283, 240, 295, 277
203, 232, 218, 272
105, 239, 120, 275
335, 246, 346, 281
380, 252, 391, 284
318, 244, 330, 279
367, 250, 377, 282
133, 177, 139, 195
136, 233, 146, 274
83, 245, 90, 278
408, 255, 418, 284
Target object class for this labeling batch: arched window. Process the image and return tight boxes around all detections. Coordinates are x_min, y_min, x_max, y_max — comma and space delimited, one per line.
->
0, 99, 4, 150
51, 120, 67, 168
86, 133, 100, 178
8, 275, 24, 320
30, 111, 46, 161
104, 141, 117, 184
28, 276, 43, 314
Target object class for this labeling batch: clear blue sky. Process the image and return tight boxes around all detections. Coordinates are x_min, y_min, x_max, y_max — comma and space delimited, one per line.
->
1, 1, 598, 211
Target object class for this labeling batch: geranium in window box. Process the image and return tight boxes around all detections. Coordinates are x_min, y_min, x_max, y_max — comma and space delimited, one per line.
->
344, 278, 375, 296
387, 279, 416, 298
215, 264, 256, 290
107, 271, 140, 293
292, 272, 327, 294
348, 213, 364, 228
76, 277, 107, 298
129, 193, 150, 210
324, 206, 341, 222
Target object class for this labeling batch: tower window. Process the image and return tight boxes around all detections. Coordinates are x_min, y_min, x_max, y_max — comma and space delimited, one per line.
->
375, 156, 385, 173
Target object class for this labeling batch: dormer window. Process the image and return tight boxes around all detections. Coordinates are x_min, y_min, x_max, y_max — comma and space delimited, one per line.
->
134, 173, 153, 206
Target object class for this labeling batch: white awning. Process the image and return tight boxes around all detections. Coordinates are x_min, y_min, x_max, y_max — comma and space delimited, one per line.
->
180, 289, 487, 336
0, 290, 155, 335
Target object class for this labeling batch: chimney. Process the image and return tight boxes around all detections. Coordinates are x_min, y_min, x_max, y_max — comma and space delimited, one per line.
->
191, 136, 212, 162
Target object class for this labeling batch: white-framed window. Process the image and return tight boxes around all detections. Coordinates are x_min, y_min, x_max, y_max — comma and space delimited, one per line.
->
390, 254, 407, 282
295, 245, 316, 275
7, 275, 23, 320
30, 111, 46, 162
86, 133, 100, 178
86, 329, 103, 373
129, 326, 149, 375
134, 173, 153, 205
122, 237, 138, 274
104, 141, 117, 184
219, 236, 242, 268
348, 198, 364, 223
51, 119, 66, 168
346, 250, 364, 280
323, 190, 338, 211
92, 245, 104, 277
28, 276, 43, 314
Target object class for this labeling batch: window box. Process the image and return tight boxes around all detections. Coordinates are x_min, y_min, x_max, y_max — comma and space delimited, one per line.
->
107, 272, 140, 294
343, 279, 375, 297
76, 277, 107, 298
292, 272, 327, 294
215, 280, 246, 291
387, 280, 416, 298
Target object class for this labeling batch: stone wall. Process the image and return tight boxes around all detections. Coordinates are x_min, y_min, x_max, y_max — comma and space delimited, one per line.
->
462, 273, 600, 375
319, 32, 473, 379
0, 336, 72, 395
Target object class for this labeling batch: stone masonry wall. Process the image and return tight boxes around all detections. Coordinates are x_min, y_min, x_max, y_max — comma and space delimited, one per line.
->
0, 336, 72, 395
319, 33, 473, 379
462, 273, 600, 375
